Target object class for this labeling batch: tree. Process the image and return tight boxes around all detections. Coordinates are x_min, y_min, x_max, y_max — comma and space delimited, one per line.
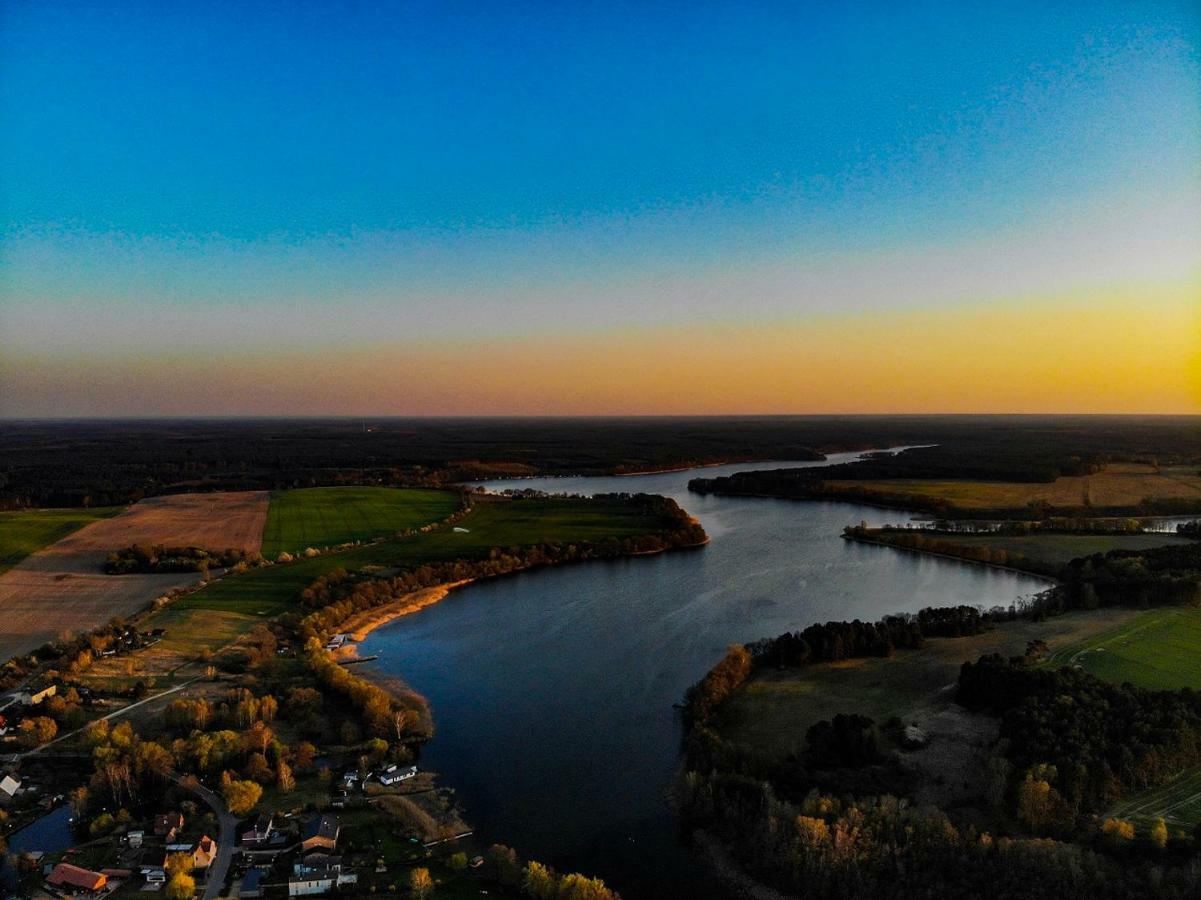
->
276, 760, 295, 793
408, 867, 434, 898
221, 778, 263, 816
523, 861, 556, 899
165, 872, 195, 900
1149, 817, 1169, 850
18, 716, 57, 748
166, 852, 193, 877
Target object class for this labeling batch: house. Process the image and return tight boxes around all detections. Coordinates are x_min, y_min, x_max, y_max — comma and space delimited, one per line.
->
191, 835, 218, 869
240, 867, 267, 898
144, 868, 166, 884
46, 862, 107, 893
29, 684, 56, 705
127, 829, 144, 849
155, 810, 184, 840
300, 813, 340, 853
377, 764, 417, 786
0, 773, 21, 799
288, 856, 356, 896
242, 812, 274, 845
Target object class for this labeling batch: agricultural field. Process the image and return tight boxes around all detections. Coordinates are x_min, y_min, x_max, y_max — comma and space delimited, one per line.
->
1047, 606, 1201, 690
0, 506, 123, 573
910, 532, 1192, 567
824, 463, 1201, 514
0, 492, 269, 663
143, 495, 677, 661
261, 486, 461, 556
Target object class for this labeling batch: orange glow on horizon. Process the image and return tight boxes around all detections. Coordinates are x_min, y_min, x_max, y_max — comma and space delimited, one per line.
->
3, 281, 1198, 417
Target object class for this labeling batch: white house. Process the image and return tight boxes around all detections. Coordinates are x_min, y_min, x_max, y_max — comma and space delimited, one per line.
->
0, 774, 21, 799
377, 765, 417, 786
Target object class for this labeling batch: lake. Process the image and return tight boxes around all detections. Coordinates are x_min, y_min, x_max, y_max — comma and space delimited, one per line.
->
361, 450, 1048, 897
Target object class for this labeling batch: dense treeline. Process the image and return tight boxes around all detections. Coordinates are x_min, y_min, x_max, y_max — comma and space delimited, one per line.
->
104, 544, 263, 574
4, 415, 1196, 508
678, 774, 1201, 900
958, 654, 1201, 828
296, 495, 707, 642
1058, 542, 1201, 609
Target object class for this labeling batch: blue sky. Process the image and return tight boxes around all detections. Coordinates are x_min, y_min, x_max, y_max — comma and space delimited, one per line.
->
1, 1, 1198, 413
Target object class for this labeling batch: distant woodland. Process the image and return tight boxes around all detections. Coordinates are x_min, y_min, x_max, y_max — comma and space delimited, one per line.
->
3, 415, 1197, 509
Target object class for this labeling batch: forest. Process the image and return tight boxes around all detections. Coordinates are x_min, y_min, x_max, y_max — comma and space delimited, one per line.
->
3, 415, 1197, 508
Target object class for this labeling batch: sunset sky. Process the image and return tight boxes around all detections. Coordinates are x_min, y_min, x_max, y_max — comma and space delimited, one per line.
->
1, 1, 1199, 415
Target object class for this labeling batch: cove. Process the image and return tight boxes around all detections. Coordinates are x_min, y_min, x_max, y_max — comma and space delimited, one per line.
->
360, 451, 1048, 897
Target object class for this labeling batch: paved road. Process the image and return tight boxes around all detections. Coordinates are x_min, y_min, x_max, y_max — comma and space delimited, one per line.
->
171, 772, 237, 900
16, 677, 201, 760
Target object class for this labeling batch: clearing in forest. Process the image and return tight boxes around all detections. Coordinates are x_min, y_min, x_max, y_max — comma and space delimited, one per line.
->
260, 487, 460, 557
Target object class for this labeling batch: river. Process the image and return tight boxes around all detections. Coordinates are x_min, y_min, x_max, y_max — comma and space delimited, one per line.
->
361, 450, 1048, 897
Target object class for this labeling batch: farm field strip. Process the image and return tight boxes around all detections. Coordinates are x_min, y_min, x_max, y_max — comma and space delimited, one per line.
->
0, 506, 124, 573
824, 463, 1201, 512
260, 487, 460, 556
0, 492, 269, 663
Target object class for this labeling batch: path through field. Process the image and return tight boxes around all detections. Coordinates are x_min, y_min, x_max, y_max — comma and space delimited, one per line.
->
0, 492, 269, 662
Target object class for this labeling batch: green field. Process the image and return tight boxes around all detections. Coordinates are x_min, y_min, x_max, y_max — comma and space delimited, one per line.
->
1047, 607, 1201, 829
919, 533, 1191, 567
1046, 606, 1201, 690
261, 487, 461, 556
148, 495, 673, 651
0, 506, 124, 573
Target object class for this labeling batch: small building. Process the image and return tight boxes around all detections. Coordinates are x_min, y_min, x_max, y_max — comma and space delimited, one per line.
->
155, 810, 184, 840
29, 684, 57, 705
144, 868, 166, 884
377, 764, 417, 786
242, 812, 274, 845
191, 834, 218, 869
300, 813, 340, 853
47, 862, 107, 893
288, 856, 356, 896
127, 829, 144, 849
0, 773, 21, 799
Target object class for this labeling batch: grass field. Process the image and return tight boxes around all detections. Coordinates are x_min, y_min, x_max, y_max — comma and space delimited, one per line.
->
1045, 606, 1201, 690
1045, 606, 1201, 828
914, 533, 1191, 567
825, 463, 1201, 513
145, 495, 674, 655
261, 487, 461, 556
0, 507, 123, 573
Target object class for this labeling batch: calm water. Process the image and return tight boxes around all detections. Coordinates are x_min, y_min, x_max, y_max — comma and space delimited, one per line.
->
362, 451, 1048, 897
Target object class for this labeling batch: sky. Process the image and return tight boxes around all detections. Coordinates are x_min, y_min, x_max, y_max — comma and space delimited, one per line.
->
1, 0, 1199, 416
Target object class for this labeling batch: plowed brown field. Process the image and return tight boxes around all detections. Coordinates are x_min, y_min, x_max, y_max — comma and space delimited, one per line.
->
0, 492, 268, 662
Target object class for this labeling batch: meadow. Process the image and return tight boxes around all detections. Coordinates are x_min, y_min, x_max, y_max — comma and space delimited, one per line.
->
0, 506, 123, 573
260, 486, 461, 556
